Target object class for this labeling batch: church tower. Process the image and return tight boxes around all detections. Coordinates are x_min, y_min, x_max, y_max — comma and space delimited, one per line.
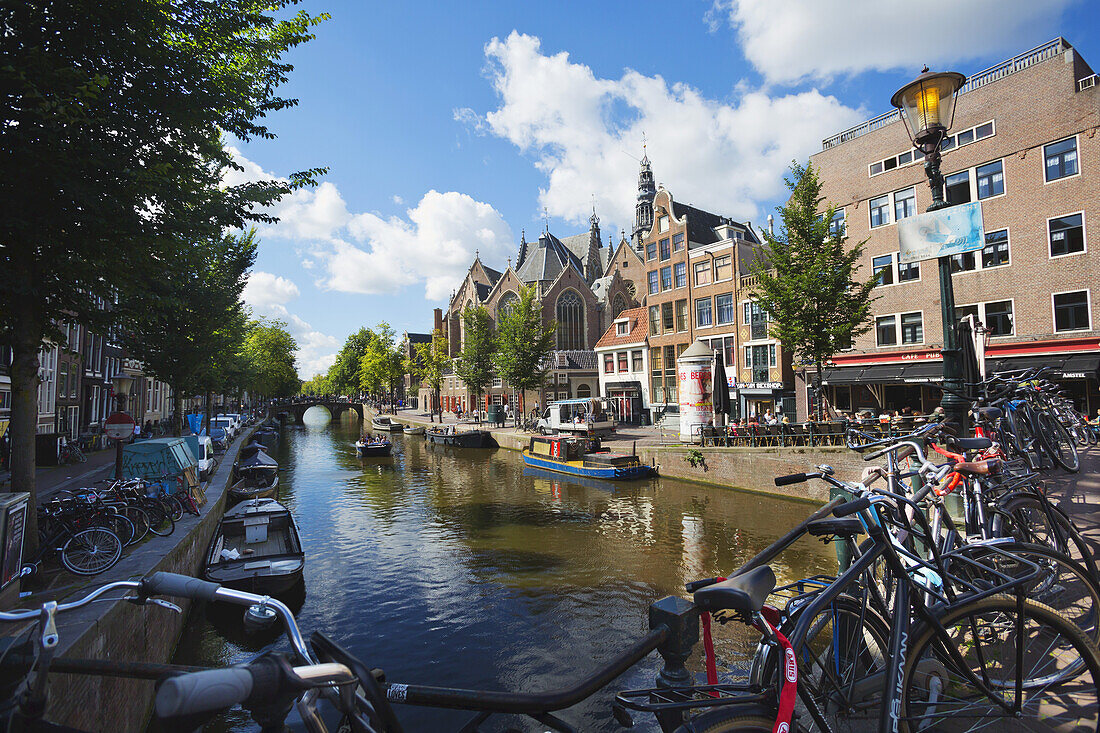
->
632, 147, 656, 251
585, 207, 603, 283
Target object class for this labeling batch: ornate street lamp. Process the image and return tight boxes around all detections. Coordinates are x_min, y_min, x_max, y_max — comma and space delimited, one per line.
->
891, 67, 968, 430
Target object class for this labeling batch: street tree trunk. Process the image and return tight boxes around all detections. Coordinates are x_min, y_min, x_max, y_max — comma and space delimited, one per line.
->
172, 385, 184, 436
814, 360, 825, 422
9, 295, 42, 553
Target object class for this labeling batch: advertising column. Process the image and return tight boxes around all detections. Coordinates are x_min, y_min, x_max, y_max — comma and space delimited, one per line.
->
676, 341, 714, 442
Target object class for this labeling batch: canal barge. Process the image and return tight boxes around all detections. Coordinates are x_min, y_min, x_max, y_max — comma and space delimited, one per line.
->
521, 436, 655, 480
204, 498, 304, 594
425, 426, 494, 448
355, 437, 392, 457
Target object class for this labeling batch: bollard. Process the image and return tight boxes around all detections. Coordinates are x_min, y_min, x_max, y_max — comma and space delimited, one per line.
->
649, 595, 699, 730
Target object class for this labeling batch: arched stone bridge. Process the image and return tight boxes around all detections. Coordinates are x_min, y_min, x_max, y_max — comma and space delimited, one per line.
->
272, 399, 364, 424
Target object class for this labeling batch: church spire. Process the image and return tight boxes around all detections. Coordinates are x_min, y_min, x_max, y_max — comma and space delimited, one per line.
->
517, 228, 528, 268
632, 139, 656, 251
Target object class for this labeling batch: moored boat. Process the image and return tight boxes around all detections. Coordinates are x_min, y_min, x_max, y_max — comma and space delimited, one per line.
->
229, 448, 280, 504
371, 415, 403, 432
521, 436, 656, 480
204, 498, 304, 594
355, 436, 392, 457
402, 425, 426, 436
424, 427, 495, 448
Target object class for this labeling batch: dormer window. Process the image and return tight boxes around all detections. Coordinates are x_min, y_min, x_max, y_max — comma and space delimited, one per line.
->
615, 320, 630, 336
658, 216, 669, 233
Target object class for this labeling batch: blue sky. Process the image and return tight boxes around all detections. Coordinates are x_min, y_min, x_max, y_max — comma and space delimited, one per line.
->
232, 0, 1099, 376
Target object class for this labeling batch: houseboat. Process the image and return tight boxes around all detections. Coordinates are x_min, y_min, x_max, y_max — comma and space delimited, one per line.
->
425, 426, 494, 448
521, 435, 655, 480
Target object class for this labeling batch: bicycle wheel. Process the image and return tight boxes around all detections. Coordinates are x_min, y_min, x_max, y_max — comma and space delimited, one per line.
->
783, 594, 891, 733
61, 528, 122, 575
1005, 407, 1041, 470
1034, 409, 1080, 473
95, 512, 135, 546
993, 496, 1099, 584
675, 713, 775, 732
900, 595, 1100, 732
142, 500, 175, 536
119, 506, 150, 544
161, 495, 184, 522
949, 542, 1100, 647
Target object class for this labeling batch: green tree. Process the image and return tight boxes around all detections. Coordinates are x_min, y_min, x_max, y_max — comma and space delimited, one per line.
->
494, 285, 556, 426
244, 319, 300, 400
413, 331, 450, 422
122, 230, 257, 436
300, 373, 333, 396
749, 161, 878, 421
452, 305, 496, 423
358, 323, 403, 413
329, 327, 375, 397
0, 1, 324, 512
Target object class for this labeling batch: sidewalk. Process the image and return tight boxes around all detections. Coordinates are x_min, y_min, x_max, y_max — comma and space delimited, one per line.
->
0, 447, 119, 500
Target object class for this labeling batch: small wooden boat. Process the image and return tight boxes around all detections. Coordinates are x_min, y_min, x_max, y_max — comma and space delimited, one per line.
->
229, 449, 280, 504
371, 415, 403, 432
204, 498, 304, 594
402, 425, 426, 436
254, 427, 280, 449
521, 436, 656, 480
355, 437, 392, 457
425, 427, 495, 448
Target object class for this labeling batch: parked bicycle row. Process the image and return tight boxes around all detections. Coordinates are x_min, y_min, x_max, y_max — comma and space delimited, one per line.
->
3, 369, 1097, 732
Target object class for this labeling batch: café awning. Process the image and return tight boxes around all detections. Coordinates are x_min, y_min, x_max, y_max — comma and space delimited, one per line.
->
822, 361, 943, 386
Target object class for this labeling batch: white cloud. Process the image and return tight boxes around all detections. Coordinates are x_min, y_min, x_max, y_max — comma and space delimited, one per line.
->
287, 315, 341, 378
226, 148, 513, 301
708, 0, 1077, 85
464, 32, 863, 228
391, 194, 404, 205
242, 271, 300, 311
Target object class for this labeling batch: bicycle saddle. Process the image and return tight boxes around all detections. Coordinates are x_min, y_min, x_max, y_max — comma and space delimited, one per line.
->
945, 436, 992, 452
693, 566, 776, 614
806, 517, 864, 538
953, 459, 1001, 476
976, 407, 1002, 421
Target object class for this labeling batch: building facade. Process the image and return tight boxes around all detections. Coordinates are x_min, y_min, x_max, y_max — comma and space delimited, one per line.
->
595, 307, 650, 424
803, 37, 1100, 419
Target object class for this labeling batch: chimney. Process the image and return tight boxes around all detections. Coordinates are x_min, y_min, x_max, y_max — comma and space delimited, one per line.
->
433, 308, 443, 333
767, 214, 775, 236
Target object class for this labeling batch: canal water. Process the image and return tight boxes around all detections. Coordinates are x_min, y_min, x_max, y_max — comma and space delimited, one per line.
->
173, 410, 837, 731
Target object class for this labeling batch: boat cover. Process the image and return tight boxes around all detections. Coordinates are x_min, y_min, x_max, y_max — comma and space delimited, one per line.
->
238, 450, 278, 471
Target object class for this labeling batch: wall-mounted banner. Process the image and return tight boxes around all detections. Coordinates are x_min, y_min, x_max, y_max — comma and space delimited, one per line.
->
898, 201, 984, 264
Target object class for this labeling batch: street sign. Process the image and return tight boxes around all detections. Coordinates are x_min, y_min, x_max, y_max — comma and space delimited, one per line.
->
104, 412, 136, 440
897, 201, 984, 264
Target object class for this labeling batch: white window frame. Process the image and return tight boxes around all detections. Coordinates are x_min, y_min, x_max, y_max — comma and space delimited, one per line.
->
897, 255, 922, 284
875, 311, 925, 347
615, 321, 629, 336
1051, 289, 1092, 333
872, 253, 896, 287
1043, 134, 1080, 185
980, 227, 1011, 270
957, 298, 1016, 338
974, 158, 1007, 202
1047, 211, 1087, 260
893, 186, 917, 222
828, 208, 846, 238
869, 195, 892, 229
658, 215, 669, 233
868, 120, 996, 178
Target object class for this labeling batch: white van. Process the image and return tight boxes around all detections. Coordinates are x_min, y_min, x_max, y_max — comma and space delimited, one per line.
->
537, 398, 616, 437
211, 416, 237, 439
194, 435, 215, 481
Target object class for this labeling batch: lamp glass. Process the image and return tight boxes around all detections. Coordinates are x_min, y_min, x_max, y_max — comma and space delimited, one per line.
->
113, 374, 135, 397
892, 71, 965, 143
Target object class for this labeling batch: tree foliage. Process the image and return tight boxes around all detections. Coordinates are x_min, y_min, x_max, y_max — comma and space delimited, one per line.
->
494, 285, 556, 424
358, 323, 403, 411
122, 230, 257, 434
244, 319, 300, 399
749, 161, 878, 419
299, 372, 333, 396
452, 305, 495, 421
0, 0, 325, 507
412, 330, 450, 422
328, 328, 375, 396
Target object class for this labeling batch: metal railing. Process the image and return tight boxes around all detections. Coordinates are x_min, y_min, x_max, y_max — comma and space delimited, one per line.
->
822, 38, 1069, 150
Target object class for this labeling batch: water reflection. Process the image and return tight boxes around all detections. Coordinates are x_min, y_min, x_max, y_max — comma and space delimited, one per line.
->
172, 419, 836, 731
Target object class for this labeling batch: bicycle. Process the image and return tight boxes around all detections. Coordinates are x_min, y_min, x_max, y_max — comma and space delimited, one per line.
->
58, 441, 87, 465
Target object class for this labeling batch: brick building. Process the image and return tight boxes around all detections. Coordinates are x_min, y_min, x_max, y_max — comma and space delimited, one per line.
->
802, 37, 1100, 419
638, 186, 795, 419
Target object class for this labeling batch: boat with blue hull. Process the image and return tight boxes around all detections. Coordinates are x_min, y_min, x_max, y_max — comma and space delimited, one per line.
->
521, 436, 656, 480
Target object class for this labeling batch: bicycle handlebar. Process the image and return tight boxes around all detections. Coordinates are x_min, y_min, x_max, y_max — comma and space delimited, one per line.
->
0, 581, 141, 622
155, 667, 254, 717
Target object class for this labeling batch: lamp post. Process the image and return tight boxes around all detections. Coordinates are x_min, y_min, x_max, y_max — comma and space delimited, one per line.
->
112, 374, 135, 480
891, 67, 968, 431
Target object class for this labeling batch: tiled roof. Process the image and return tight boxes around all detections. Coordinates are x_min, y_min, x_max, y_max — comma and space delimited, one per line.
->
594, 307, 648, 349
668, 199, 758, 246
514, 232, 585, 283
482, 264, 503, 284
541, 350, 598, 371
